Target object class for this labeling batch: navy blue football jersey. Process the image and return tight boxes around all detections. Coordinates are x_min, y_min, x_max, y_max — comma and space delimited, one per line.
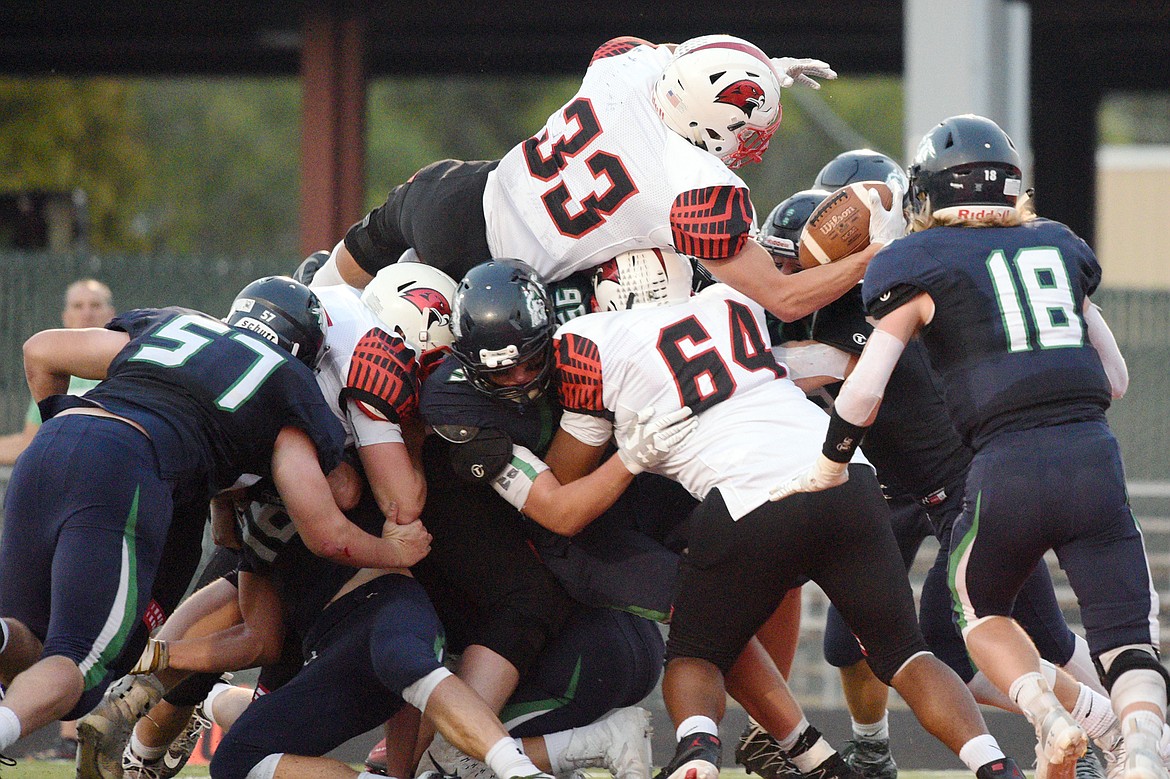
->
420, 355, 561, 455
864, 219, 1111, 448
44, 307, 345, 497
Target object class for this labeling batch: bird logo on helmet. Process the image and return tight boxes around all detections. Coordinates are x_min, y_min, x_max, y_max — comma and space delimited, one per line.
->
361, 264, 457, 358
653, 34, 783, 169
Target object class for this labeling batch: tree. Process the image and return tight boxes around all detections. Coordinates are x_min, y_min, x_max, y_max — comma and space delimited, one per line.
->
0, 77, 150, 251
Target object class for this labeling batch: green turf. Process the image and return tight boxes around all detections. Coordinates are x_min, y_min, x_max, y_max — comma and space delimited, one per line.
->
0, 764, 975, 779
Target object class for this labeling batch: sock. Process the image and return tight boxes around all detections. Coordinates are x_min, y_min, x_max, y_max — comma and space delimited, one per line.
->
0, 706, 21, 752
780, 723, 834, 774
1070, 684, 1118, 740
544, 730, 574, 775
1009, 672, 1060, 726
778, 718, 811, 752
958, 734, 1006, 773
852, 712, 889, 740
675, 715, 719, 740
129, 729, 167, 762
486, 736, 543, 779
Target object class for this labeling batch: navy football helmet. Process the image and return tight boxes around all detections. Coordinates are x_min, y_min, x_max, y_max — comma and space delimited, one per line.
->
813, 148, 908, 194
225, 276, 328, 369
450, 259, 556, 406
757, 189, 830, 264
908, 114, 1022, 217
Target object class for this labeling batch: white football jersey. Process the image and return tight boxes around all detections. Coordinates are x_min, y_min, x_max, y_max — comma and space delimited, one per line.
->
555, 284, 869, 520
315, 284, 412, 448
483, 41, 750, 283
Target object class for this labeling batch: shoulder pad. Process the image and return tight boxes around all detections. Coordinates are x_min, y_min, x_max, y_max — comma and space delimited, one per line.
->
443, 426, 513, 483
432, 424, 480, 444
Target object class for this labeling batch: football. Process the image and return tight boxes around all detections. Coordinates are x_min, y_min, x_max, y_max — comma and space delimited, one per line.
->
798, 181, 893, 269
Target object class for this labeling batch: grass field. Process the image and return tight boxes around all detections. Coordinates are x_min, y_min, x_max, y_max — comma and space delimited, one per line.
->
0, 765, 973, 779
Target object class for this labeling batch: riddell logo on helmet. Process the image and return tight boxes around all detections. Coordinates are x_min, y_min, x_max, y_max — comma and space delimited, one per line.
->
953, 206, 1013, 219
715, 80, 765, 117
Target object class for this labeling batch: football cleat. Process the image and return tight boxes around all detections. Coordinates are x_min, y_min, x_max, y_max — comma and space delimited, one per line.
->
1034, 706, 1089, 779
1121, 731, 1169, 779
1074, 752, 1106, 779
802, 753, 865, 779
840, 737, 897, 779
77, 674, 166, 779
735, 721, 804, 779
654, 732, 721, 779
125, 702, 213, 779
415, 734, 492, 779
559, 706, 653, 779
975, 757, 1026, 779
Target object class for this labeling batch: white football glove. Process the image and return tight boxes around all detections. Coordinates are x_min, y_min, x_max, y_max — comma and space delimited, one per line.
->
770, 57, 837, 90
769, 454, 849, 503
617, 406, 698, 475
868, 181, 908, 247
130, 637, 169, 675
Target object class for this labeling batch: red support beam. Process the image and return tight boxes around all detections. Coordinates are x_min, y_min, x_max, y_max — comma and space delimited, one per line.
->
299, 6, 367, 258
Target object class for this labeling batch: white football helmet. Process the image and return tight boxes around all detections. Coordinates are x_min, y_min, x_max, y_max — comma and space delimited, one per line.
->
653, 35, 783, 169
360, 263, 457, 364
592, 247, 694, 311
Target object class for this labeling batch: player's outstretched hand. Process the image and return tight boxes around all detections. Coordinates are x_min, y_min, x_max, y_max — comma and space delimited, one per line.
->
381, 517, 432, 567
868, 181, 908, 247
130, 637, 169, 675
770, 57, 837, 89
769, 454, 849, 502
617, 406, 698, 474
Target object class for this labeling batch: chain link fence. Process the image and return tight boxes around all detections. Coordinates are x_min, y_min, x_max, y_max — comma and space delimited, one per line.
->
1, 250, 1168, 711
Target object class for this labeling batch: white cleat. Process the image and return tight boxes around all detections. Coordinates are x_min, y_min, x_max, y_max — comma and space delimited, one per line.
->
1034, 707, 1089, 779
560, 707, 654, 779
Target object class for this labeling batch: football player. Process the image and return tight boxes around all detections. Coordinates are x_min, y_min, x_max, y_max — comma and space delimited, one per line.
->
550, 248, 1026, 779
309, 35, 881, 326
777, 115, 1164, 779
750, 155, 1122, 779
95, 263, 456, 779
0, 277, 413, 761
384, 258, 693, 779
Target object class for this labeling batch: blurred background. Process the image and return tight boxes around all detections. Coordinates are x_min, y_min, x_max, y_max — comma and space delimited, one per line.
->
0, 0, 1167, 733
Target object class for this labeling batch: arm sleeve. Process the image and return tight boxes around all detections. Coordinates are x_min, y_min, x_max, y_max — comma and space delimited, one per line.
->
559, 410, 613, 447
1084, 300, 1128, 398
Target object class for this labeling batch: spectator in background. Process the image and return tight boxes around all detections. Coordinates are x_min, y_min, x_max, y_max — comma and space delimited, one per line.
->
0, 278, 114, 762
0, 278, 116, 466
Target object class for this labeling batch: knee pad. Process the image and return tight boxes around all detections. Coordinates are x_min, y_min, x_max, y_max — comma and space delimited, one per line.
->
211, 747, 282, 779
1096, 646, 1170, 693
245, 754, 283, 779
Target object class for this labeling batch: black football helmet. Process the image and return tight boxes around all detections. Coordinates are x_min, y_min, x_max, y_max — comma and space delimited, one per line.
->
813, 148, 908, 193
758, 189, 830, 263
908, 114, 1022, 216
225, 276, 328, 369
450, 259, 556, 406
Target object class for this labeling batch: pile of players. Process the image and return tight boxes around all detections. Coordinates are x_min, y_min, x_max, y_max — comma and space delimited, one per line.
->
0, 31, 1164, 779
